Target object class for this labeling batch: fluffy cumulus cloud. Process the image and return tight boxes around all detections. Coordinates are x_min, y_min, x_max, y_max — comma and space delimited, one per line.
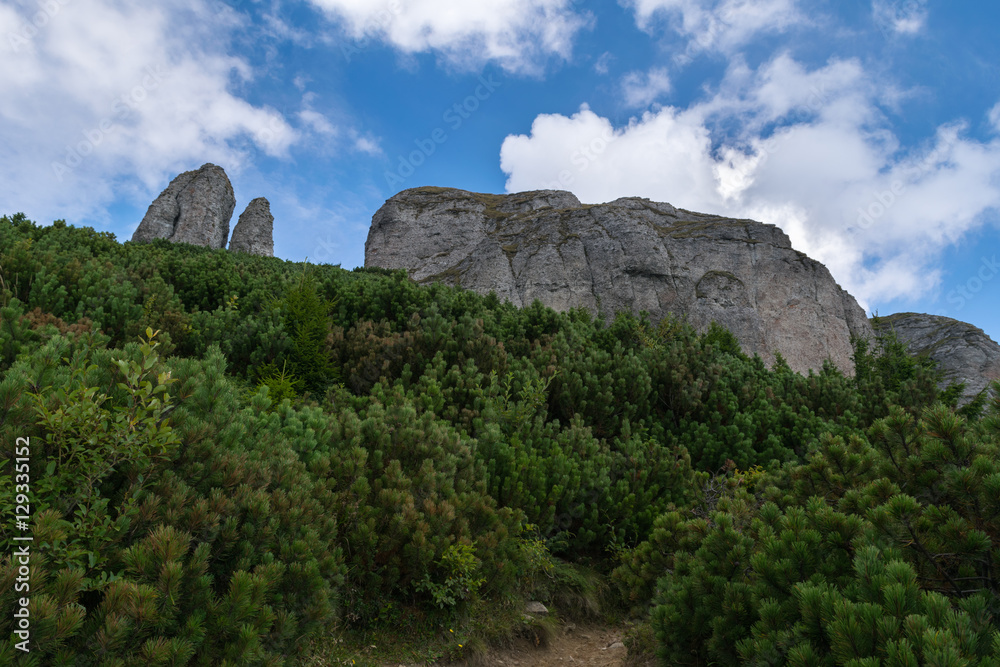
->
0, 0, 296, 228
307, 0, 591, 73
499, 55, 1000, 309
623, 0, 803, 56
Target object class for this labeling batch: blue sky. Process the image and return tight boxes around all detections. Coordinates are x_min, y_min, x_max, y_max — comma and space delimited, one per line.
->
2, 0, 999, 342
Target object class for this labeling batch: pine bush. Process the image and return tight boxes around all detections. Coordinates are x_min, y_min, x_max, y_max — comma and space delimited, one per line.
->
639, 400, 1000, 665
2, 213, 985, 664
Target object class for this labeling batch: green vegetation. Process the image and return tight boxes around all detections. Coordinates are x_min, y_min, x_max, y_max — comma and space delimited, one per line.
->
1, 212, 997, 665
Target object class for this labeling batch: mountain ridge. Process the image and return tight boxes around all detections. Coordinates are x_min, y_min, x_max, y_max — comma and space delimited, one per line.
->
366, 186, 873, 375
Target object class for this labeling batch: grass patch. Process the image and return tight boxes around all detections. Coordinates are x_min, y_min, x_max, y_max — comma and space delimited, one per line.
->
300, 597, 556, 665
622, 620, 658, 667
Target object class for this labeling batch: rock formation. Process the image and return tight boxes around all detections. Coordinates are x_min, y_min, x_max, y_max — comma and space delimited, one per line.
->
131, 163, 235, 249
365, 187, 873, 374
874, 313, 1000, 404
229, 197, 274, 257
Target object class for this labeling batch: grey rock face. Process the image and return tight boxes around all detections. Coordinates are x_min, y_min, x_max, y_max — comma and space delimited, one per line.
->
229, 197, 274, 257
131, 163, 235, 249
365, 187, 873, 374
874, 313, 1000, 404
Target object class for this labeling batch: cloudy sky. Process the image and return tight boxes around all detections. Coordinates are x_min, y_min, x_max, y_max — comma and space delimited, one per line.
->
3, 0, 999, 342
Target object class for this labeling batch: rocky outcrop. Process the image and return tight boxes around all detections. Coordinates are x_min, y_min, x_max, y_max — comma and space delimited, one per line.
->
131, 163, 235, 249
874, 313, 1000, 404
228, 197, 274, 257
365, 187, 873, 374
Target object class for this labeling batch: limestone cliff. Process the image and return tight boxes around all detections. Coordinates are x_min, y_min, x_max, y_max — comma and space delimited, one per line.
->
365, 187, 873, 374
874, 313, 1000, 404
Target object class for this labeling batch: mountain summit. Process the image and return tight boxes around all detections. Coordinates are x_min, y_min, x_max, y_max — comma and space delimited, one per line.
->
365, 186, 873, 374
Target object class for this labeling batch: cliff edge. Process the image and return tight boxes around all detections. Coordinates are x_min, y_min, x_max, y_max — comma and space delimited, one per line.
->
365, 187, 873, 374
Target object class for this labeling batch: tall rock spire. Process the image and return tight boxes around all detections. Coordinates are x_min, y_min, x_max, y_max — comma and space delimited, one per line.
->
131, 163, 235, 249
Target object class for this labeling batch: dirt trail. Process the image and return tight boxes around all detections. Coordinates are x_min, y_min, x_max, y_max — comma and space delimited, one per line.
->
470, 624, 628, 667
381, 623, 646, 667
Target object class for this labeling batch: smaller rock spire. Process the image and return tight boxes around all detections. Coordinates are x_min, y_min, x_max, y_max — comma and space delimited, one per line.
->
228, 197, 275, 257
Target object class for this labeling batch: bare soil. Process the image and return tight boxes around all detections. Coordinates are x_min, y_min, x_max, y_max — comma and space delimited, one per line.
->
379, 624, 642, 667
476, 623, 628, 667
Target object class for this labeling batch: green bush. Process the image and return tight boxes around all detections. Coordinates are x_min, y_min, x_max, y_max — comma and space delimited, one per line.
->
304, 381, 530, 626
1, 213, 984, 663
278, 266, 338, 393
638, 402, 1000, 665
413, 542, 486, 612
0, 329, 346, 664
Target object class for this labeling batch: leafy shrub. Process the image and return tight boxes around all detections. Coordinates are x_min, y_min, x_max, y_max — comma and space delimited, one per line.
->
852, 317, 942, 421
413, 542, 486, 612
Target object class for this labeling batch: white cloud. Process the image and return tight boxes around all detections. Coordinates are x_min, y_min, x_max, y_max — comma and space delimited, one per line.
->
501, 104, 719, 205
295, 90, 384, 157
623, 0, 804, 56
622, 67, 672, 107
499, 55, 1000, 309
873, 0, 928, 35
594, 51, 614, 75
298, 91, 339, 138
299, 109, 338, 136
989, 102, 1000, 133
307, 0, 592, 73
353, 134, 382, 155
0, 0, 296, 228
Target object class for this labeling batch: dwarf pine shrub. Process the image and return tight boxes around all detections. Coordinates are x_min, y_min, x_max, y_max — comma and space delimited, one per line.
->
0, 328, 346, 664
638, 401, 1000, 665
1, 213, 985, 664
